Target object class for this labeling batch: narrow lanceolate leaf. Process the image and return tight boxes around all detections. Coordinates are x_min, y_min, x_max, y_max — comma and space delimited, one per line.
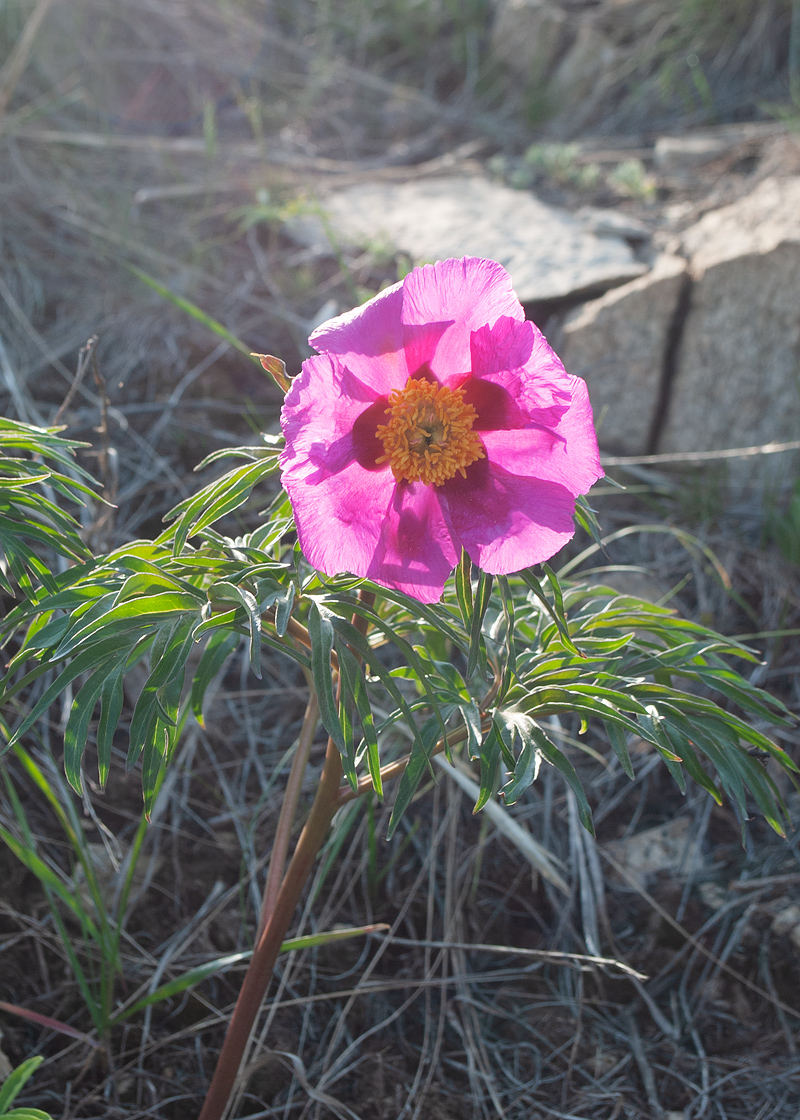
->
52, 592, 201, 661
326, 614, 425, 762
603, 719, 635, 780
8, 633, 139, 747
387, 715, 442, 839
127, 264, 257, 358
497, 575, 517, 697
0, 827, 102, 941
274, 583, 295, 637
455, 549, 473, 632
535, 733, 594, 836
474, 720, 503, 813
209, 581, 262, 678
336, 640, 381, 798
111, 924, 386, 1023
467, 569, 493, 679
501, 736, 541, 806
307, 602, 345, 755
64, 657, 127, 791
336, 644, 359, 792
0, 1055, 46, 1113
191, 630, 240, 726
97, 662, 126, 786
164, 459, 278, 553
519, 566, 582, 657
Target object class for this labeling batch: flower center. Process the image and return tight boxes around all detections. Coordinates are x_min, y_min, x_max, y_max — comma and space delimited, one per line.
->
375, 378, 484, 486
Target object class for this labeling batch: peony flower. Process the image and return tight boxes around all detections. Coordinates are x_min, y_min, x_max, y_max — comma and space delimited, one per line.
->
279, 257, 603, 603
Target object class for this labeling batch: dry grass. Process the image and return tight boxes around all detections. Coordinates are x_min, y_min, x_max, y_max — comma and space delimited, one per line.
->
2, 1, 800, 1117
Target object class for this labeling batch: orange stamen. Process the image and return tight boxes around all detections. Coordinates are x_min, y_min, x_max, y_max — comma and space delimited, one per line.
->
375, 378, 484, 486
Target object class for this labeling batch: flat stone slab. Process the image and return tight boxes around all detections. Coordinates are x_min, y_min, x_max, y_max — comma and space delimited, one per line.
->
288, 175, 646, 302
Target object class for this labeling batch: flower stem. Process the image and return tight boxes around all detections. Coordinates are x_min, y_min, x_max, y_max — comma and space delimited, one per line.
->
199, 590, 373, 1120
258, 689, 319, 937
198, 735, 344, 1120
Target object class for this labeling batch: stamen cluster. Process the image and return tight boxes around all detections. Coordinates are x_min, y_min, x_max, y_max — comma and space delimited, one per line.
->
376, 378, 485, 486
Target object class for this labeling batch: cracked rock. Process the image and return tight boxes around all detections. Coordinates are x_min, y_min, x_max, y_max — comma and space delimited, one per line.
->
558, 253, 687, 454
660, 177, 800, 467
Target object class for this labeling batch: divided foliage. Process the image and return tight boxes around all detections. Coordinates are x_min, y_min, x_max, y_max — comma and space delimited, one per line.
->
0, 417, 796, 838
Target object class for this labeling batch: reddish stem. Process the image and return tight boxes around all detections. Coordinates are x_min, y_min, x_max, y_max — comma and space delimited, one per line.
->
198, 736, 344, 1120
257, 690, 319, 937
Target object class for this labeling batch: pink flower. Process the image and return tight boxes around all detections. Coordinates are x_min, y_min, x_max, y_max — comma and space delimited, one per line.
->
279, 257, 603, 603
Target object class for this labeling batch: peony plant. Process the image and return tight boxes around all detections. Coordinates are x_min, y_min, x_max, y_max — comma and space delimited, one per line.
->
0, 258, 795, 1120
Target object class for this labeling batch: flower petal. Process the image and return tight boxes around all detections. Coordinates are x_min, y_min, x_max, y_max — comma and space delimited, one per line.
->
367, 483, 459, 602
401, 258, 524, 386
441, 458, 579, 574
469, 317, 574, 426
280, 352, 398, 577
479, 378, 603, 496
284, 456, 397, 580
280, 352, 385, 478
308, 281, 409, 394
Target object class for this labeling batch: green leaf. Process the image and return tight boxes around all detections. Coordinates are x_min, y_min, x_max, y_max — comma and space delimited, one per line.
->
474, 720, 502, 813
387, 715, 441, 839
337, 641, 381, 799
0, 1109, 55, 1119
96, 662, 126, 786
603, 719, 635, 779
537, 733, 594, 835
501, 734, 541, 806
0, 827, 101, 941
7, 633, 140, 747
126, 264, 258, 359
209, 581, 262, 679
164, 459, 277, 553
455, 549, 473, 632
336, 646, 359, 793
64, 657, 126, 791
0, 1057, 44, 1113
307, 602, 345, 756
519, 567, 582, 657
190, 631, 239, 726
467, 569, 492, 678
111, 923, 384, 1024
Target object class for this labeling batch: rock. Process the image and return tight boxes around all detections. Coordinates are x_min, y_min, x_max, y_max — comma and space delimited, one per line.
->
490, 0, 573, 86
660, 177, 800, 462
558, 253, 687, 454
654, 124, 788, 175
291, 175, 646, 303
575, 205, 651, 242
654, 135, 733, 172
604, 816, 700, 890
771, 904, 800, 953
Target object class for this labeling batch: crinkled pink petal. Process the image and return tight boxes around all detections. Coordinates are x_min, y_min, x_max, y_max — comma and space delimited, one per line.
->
469, 317, 574, 425
280, 352, 384, 479
284, 456, 397, 580
280, 352, 397, 576
307, 281, 409, 394
441, 458, 578, 574
367, 482, 459, 603
479, 379, 603, 497
401, 258, 524, 386
280, 351, 459, 598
